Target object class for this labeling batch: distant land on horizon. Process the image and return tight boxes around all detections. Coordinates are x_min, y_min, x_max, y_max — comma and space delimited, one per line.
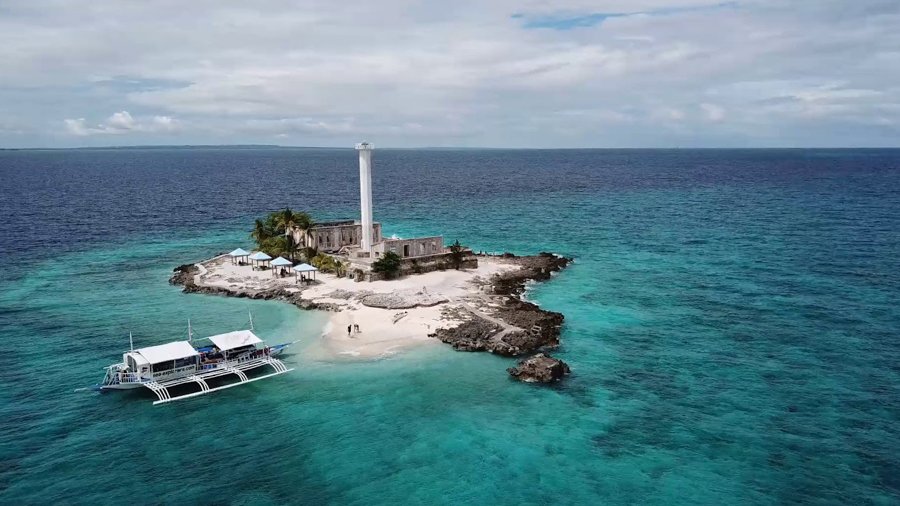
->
3, 144, 900, 152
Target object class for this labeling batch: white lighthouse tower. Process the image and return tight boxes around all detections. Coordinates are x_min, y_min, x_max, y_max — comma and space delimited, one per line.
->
356, 141, 374, 254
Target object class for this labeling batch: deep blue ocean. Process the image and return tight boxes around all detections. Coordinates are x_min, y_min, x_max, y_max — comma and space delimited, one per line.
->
0, 148, 898, 505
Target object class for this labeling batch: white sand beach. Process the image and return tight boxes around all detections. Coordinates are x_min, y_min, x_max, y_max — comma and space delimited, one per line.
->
194, 255, 521, 360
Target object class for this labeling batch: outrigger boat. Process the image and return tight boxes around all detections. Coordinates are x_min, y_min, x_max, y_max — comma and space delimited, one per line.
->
97, 317, 296, 405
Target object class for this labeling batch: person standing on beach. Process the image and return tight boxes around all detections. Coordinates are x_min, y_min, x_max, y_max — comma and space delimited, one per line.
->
347, 325, 352, 337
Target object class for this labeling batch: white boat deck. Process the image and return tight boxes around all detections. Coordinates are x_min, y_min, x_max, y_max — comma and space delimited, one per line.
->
145, 355, 292, 405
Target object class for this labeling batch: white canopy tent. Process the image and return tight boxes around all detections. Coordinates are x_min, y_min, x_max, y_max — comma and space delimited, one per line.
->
132, 341, 199, 365
293, 263, 319, 283
249, 251, 272, 270
207, 330, 263, 352
229, 248, 251, 265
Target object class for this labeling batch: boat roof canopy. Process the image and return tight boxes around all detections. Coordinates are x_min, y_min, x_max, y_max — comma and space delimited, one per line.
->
208, 330, 263, 352
133, 341, 199, 365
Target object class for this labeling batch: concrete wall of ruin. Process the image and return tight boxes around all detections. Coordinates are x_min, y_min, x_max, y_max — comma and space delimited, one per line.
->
353, 251, 478, 281
374, 236, 444, 258
293, 222, 382, 253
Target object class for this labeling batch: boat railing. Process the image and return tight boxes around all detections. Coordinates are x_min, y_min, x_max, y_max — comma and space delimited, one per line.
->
227, 349, 271, 365
106, 371, 143, 385
105, 349, 277, 385
198, 360, 226, 371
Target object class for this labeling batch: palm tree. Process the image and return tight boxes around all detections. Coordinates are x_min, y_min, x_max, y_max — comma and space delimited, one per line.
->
274, 207, 294, 234
275, 208, 314, 261
273, 208, 294, 260
250, 219, 271, 249
268, 235, 291, 258
290, 211, 314, 249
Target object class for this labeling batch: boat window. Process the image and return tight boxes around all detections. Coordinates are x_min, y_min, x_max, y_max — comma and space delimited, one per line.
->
152, 360, 174, 372
174, 356, 197, 369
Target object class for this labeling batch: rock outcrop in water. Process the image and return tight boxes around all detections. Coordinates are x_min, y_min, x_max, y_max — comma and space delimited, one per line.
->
489, 252, 572, 297
170, 263, 197, 287
507, 353, 571, 383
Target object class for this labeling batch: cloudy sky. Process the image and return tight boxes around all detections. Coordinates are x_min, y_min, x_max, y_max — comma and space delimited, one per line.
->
1, 0, 899, 148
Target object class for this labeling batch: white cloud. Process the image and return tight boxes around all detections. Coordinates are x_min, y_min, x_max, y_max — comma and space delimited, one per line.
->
700, 103, 725, 122
63, 111, 181, 136
105, 111, 137, 131
63, 118, 92, 136
150, 115, 179, 132
1, 0, 899, 147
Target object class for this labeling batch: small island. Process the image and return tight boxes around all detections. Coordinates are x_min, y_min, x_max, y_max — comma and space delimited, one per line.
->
171, 143, 572, 381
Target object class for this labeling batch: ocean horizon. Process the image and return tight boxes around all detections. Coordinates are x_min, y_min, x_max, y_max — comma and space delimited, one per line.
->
1, 147, 898, 504
5, 145, 900, 151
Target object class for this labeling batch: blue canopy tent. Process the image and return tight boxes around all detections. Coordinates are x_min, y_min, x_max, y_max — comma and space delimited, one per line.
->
229, 248, 251, 265
293, 263, 318, 284
271, 256, 293, 277
249, 251, 272, 270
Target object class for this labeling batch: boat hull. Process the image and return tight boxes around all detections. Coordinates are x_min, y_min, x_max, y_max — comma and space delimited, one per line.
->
269, 342, 293, 357
99, 382, 146, 391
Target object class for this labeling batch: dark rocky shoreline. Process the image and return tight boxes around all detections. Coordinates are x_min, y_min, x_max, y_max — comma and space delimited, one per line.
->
170, 262, 340, 311
489, 252, 572, 297
429, 253, 571, 359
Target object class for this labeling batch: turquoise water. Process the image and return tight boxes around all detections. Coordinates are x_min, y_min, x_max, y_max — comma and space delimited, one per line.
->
1, 148, 898, 504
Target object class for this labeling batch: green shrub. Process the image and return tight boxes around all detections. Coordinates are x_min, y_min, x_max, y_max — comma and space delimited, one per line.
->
372, 252, 402, 278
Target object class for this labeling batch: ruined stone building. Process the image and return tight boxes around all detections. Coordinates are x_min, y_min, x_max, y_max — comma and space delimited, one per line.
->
292, 220, 383, 253
291, 142, 476, 280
